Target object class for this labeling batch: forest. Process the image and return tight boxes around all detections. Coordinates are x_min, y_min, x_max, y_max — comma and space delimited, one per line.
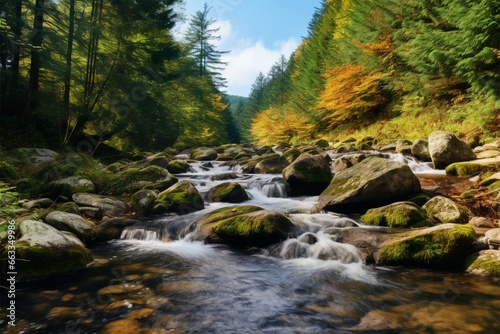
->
1, 0, 499, 153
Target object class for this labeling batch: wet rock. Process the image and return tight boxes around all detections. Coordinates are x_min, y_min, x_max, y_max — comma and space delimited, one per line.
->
131, 189, 158, 216
45, 211, 97, 244
254, 156, 289, 174
156, 181, 204, 214
167, 159, 190, 174
395, 139, 413, 154
283, 155, 333, 196
204, 182, 249, 203
376, 224, 476, 269
100, 318, 142, 334
240, 153, 280, 173
191, 147, 218, 161
361, 202, 431, 228
332, 153, 368, 173
0, 220, 93, 281
72, 193, 128, 218
473, 139, 500, 159
318, 156, 421, 213
411, 139, 431, 161
194, 205, 294, 247
95, 217, 142, 241
422, 196, 469, 224
469, 217, 496, 228
428, 131, 476, 169
485, 228, 500, 250
465, 250, 500, 276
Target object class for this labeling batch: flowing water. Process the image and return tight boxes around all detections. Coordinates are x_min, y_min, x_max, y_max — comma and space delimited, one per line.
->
2, 153, 499, 333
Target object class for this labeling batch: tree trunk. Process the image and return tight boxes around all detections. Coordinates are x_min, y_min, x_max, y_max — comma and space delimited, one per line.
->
27, 0, 45, 109
12, 0, 22, 88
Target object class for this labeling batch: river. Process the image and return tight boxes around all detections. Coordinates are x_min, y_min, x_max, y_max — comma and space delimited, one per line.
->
3, 154, 500, 333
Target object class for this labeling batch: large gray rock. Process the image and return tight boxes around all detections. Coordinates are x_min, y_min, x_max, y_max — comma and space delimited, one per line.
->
283, 155, 333, 196
131, 190, 158, 216
422, 196, 469, 224
72, 193, 128, 218
191, 148, 218, 161
411, 139, 431, 161
465, 250, 500, 276
16, 148, 59, 164
45, 211, 97, 244
318, 156, 421, 213
428, 131, 476, 169
0, 220, 93, 281
254, 157, 289, 174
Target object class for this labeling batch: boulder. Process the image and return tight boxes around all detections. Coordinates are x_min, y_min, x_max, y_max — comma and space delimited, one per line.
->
1, 220, 93, 281
445, 156, 500, 176
156, 181, 204, 214
191, 148, 218, 161
240, 153, 280, 173
395, 139, 413, 154
411, 139, 431, 161
204, 182, 249, 203
318, 156, 421, 213
23, 198, 54, 210
376, 223, 476, 269
332, 153, 368, 173
254, 157, 289, 174
465, 250, 500, 276
108, 165, 178, 194
48, 176, 95, 198
72, 193, 128, 218
131, 190, 158, 216
473, 139, 500, 159
16, 148, 59, 164
194, 205, 294, 248
95, 217, 142, 241
166, 160, 190, 174
428, 131, 476, 169
422, 196, 469, 224
361, 202, 431, 228
485, 228, 500, 250
282, 155, 333, 196
45, 211, 97, 244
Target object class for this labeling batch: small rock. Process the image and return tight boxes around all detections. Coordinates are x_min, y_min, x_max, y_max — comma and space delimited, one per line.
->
23, 198, 54, 210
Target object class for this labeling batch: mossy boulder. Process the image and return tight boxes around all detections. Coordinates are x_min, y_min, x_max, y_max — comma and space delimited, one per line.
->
109, 165, 178, 194
445, 157, 500, 176
204, 182, 249, 203
281, 148, 302, 164
422, 196, 469, 224
428, 131, 476, 169
332, 153, 369, 173
465, 250, 500, 276
166, 160, 190, 174
194, 205, 294, 248
255, 157, 290, 174
191, 148, 218, 161
240, 153, 280, 173
283, 155, 333, 196
376, 224, 476, 269
156, 181, 204, 214
318, 156, 421, 213
361, 202, 431, 228
47, 176, 95, 198
131, 189, 158, 216
44, 211, 97, 244
0, 220, 93, 281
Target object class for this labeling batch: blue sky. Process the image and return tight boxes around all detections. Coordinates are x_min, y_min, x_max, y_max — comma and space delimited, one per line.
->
175, 0, 323, 96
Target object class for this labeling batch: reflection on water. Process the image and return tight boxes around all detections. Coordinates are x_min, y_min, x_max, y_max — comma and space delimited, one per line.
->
3, 240, 499, 333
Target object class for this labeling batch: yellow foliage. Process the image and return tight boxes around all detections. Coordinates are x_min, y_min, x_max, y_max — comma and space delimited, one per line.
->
250, 107, 314, 145
316, 64, 387, 130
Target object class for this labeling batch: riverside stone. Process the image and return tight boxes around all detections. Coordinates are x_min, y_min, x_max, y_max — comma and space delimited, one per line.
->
204, 182, 249, 203
72, 193, 128, 218
1, 220, 93, 281
45, 211, 97, 244
157, 181, 204, 214
283, 155, 333, 196
318, 156, 421, 213
422, 196, 469, 224
428, 131, 476, 169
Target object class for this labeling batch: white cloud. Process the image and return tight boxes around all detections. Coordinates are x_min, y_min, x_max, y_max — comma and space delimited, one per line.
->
222, 37, 300, 96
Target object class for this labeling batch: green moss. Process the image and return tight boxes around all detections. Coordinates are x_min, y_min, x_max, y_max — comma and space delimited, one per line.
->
465, 252, 500, 276
166, 160, 190, 174
1, 244, 93, 281
361, 203, 430, 228
445, 162, 489, 176
378, 224, 476, 269
488, 181, 500, 192
200, 206, 263, 226
460, 189, 482, 199
216, 155, 235, 161
157, 181, 204, 214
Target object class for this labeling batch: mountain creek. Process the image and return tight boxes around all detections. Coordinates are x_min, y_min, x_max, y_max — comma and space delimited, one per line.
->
2, 150, 499, 334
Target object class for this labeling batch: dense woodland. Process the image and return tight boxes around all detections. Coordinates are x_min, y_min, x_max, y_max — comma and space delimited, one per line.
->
1, 0, 499, 153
